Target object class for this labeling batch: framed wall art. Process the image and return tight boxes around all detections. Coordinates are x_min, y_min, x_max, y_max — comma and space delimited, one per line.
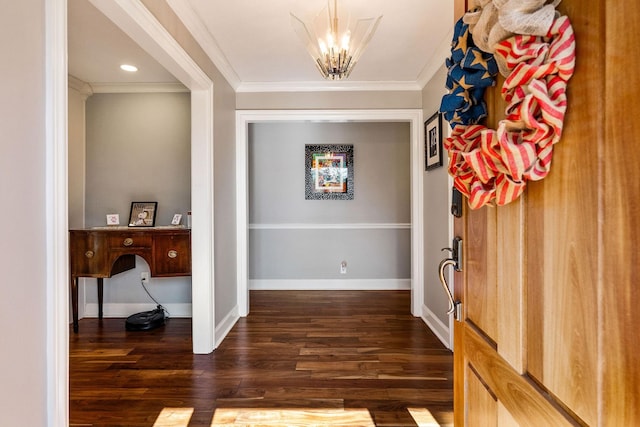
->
425, 112, 443, 170
128, 201, 157, 227
305, 144, 354, 200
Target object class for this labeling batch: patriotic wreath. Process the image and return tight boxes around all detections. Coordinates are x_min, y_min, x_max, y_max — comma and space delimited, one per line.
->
439, 1, 576, 209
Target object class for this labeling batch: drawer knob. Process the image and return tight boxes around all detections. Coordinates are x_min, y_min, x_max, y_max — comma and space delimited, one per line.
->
123, 238, 134, 247
85, 250, 94, 259
167, 250, 178, 259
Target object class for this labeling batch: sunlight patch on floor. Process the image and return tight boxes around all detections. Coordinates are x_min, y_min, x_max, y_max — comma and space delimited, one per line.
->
408, 407, 441, 427
152, 407, 194, 427
211, 408, 375, 426
150, 406, 444, 426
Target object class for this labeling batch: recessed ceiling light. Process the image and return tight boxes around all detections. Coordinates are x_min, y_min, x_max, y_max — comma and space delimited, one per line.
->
120, 64, 138, 72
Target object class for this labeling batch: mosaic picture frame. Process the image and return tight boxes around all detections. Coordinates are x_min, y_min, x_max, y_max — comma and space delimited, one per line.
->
305, 144, 354, 200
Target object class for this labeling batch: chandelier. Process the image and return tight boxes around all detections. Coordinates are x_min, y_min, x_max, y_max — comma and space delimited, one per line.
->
291, 0, 382, 80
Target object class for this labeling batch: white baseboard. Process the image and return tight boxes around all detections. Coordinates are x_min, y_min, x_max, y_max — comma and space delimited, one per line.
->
422, 304, 451, 350
215, 305, 239, 348
84, 303, 192, 318
249, 279, 411, 291
84, 302, 240, 350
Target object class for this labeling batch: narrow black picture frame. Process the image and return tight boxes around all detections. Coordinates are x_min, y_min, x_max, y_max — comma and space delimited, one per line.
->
425, 112, 443, 171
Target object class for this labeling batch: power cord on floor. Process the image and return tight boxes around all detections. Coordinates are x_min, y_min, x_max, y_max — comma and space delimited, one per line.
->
141, 278, 171, 319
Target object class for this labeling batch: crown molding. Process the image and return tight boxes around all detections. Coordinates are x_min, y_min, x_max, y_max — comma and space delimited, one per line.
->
416, 26, 454, 88
166, 0, 241, 90
236, 80, 422, 93
67, 74, 93, 98
89, 82, 189, 93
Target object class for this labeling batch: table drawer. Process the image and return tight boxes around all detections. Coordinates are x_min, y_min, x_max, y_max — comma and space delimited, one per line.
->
153, 233, 191, 275
108, 234, 152, 249
69, 231, 108, 275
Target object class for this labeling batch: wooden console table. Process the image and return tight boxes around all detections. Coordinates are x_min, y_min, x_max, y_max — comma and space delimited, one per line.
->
69, 227, 191, 332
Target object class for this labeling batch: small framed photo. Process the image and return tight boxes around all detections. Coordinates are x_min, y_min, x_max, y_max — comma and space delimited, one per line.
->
305, 144, 354, 200
128, 202, 157, 227
171, 214, 183, 225
425, 112, 443, 170
106, 214, 120, 226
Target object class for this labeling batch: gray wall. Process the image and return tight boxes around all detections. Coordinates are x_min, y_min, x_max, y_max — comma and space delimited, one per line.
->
422, 63, 452, 326
68, 82, 90, 320
85, 92, 191, 226
0, 1, 47, 424
237, 90, 422, 110
68, 83, 87, 229
211, 76, 238, 323
84, 92, 192, 307
249, 122, 411, 283
251, 229, 410, 280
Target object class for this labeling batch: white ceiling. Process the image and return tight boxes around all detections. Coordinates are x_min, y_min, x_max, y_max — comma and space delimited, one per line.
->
68, 0, 179, 85
68, 0, 453, 92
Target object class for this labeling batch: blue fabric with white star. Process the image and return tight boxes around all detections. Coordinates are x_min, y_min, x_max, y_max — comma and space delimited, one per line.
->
440, 18, 498, 128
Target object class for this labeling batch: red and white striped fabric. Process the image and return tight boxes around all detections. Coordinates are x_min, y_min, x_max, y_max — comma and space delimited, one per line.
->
444, 15, 576, 209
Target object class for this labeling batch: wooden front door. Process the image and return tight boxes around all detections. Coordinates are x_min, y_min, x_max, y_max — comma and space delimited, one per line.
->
449, 0, 640, 425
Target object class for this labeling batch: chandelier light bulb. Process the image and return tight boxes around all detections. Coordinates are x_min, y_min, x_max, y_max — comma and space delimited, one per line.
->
326, 32, 335, 49
341, 32, 350, 50
319, 39, 328, 55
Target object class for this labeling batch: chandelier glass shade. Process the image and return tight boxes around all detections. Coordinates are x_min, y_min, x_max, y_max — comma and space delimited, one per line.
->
291, 0, 382, 80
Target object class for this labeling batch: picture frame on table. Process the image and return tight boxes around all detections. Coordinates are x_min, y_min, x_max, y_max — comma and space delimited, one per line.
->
106, 214, 120, 226
171, 213, 183, 226
128, 202, 157, 227
425, 112, 443, 170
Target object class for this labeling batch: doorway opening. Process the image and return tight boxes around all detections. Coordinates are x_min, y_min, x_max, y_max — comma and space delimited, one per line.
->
235, 110, 425, 317
50, 1, 216, 424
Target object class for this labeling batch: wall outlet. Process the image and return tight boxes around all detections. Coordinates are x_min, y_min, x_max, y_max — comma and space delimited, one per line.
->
340, 261, 347, 275
141, 272, 150, 283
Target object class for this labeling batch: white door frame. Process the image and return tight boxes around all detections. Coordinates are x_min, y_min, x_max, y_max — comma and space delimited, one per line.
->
84, 0, 217, 352
235, 109, 424, 317
46, 1, 70, 425
49, 0, 216, 424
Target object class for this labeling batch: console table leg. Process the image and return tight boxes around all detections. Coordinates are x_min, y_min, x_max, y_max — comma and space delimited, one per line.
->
97, 278, 104, 320
71, 276, 79, 333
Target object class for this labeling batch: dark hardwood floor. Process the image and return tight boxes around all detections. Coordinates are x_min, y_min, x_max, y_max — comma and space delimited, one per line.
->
70, 290, 453, 426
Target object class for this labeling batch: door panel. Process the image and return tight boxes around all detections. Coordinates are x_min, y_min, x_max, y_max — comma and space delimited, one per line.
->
498, 404, 519, 427
525, 0, 600, 424
496, 200, 524, 371
467, 366, 497, 427
449, 0, 639, 425
465, 327, 575, 426
465, 206, 497, 340
603, 0, 640, 423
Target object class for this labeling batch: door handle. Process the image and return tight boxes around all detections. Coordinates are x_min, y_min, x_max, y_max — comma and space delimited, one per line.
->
438, 258, 458, 315
438, 237, 463, 321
